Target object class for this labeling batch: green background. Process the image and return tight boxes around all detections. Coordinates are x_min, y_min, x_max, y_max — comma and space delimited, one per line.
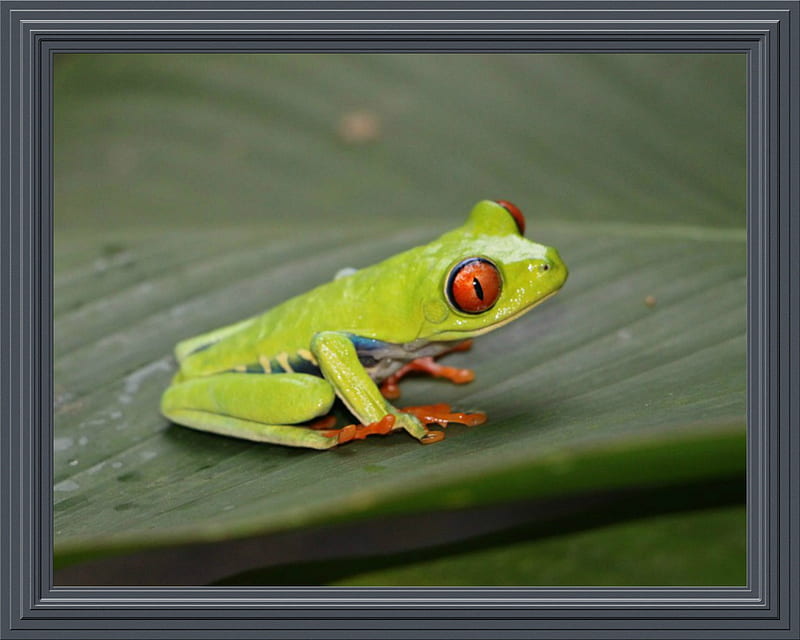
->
53, 53, 747, 586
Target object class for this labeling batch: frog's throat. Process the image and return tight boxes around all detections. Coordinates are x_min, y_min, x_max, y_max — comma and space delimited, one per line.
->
439, 290, 559, 339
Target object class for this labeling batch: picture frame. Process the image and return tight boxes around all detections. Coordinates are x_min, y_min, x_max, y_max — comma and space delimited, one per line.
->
2, 1, 797, 638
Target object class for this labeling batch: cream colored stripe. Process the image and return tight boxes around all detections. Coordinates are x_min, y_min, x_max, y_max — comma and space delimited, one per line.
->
297, 348, 318, 366
276, 352, 294, 373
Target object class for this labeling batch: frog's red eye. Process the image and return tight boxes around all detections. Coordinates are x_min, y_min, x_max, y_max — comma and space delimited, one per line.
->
446, 258, 502, 314
495, 199, 525, 235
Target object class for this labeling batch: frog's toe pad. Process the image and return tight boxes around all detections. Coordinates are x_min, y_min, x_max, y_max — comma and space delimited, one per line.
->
420, 430, 445, 445
401, 403, 487, 428
379, 380, 402, 400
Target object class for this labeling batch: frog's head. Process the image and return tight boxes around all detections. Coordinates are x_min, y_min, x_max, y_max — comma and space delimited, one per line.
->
416, 200, 568, 341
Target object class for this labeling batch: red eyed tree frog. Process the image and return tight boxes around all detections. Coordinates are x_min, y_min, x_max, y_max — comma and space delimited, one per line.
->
161, 200, 567, 449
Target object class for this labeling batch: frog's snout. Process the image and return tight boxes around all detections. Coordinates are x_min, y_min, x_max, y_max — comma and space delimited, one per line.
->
543, 246, 568, 289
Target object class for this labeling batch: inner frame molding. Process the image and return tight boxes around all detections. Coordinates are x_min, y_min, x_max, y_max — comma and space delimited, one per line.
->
1, 2, 796, 639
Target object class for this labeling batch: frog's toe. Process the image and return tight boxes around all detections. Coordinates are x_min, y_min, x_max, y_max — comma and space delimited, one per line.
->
308, 415, 338, 430
379, 379, 402, 399
401, 403, 487, 428
420, 430, 446, 444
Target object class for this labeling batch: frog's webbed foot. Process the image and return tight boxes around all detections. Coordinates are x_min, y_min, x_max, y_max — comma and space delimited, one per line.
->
318, 414, 396, 445
400, 403, 487, 444
379, 340, 475, 400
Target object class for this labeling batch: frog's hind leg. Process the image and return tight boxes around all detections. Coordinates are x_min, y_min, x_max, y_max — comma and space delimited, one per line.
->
161, 373, 343, 450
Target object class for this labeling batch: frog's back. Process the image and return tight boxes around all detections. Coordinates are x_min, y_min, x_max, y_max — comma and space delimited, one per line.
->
174, 289, 333, 380
174, 244, 432, 381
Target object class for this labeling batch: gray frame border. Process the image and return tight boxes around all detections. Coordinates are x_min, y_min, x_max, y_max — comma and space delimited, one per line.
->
1, 1, 797, 638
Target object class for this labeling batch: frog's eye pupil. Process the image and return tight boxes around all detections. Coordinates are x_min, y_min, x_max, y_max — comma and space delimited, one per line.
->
473, 277, 484, 300
494, 199, 526, 235
447, 258, 502, 314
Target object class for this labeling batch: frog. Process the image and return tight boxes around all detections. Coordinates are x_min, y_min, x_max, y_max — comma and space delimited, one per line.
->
160, 199, 568, 449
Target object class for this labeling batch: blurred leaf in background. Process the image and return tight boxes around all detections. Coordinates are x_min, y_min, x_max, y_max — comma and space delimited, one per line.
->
53, 53, 746, 586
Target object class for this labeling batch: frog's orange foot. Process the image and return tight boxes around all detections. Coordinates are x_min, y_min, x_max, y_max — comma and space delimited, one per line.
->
320, 414, 396, 445
401, 403, 487, 429
379, 343, 476, 400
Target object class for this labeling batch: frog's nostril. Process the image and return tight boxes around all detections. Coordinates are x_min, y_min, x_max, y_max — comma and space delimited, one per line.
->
543, 247, 568, 286
545, 248, 564, 270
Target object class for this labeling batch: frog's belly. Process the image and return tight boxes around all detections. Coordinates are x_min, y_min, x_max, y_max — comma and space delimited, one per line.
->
363, 358, 407, 383
354, 338, 455, 383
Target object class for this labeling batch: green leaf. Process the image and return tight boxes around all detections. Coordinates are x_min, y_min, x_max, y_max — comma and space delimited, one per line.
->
53, 53, 746, 582
332, 504, 748, 587
215, 495, 746, 587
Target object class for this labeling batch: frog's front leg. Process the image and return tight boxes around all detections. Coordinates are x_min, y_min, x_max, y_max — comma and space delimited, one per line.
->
311, 331, 444, 444
161, 373, 348, 450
